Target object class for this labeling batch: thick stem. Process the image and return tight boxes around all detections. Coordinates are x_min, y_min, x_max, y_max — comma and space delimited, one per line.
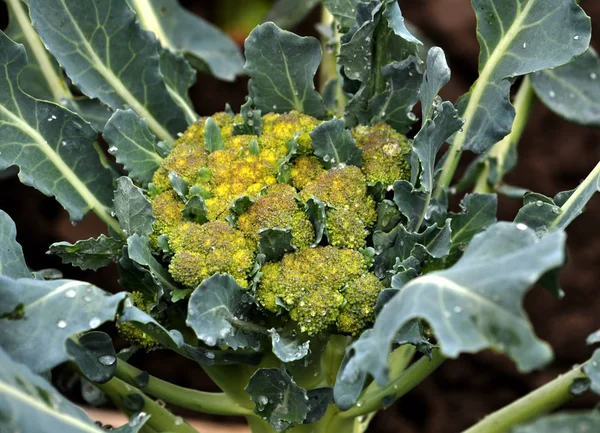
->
114, 359, 252, 416
473, 77, 536, 193
94, 375, 198, 433
319, 6, 346, 117
339, 348, 445, 419
462, 363, 589, 433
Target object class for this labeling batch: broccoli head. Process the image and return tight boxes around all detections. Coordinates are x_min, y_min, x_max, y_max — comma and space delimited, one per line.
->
146, 110, 411, 335
117, 292, 160, 350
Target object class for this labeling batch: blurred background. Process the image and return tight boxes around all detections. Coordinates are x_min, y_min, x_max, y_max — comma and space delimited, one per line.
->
1, 0, 600, 432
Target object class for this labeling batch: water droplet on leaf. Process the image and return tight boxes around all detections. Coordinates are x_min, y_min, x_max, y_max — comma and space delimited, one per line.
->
89, 317, 101, 329
57, 319, 67, 328
98, 355, 116, 366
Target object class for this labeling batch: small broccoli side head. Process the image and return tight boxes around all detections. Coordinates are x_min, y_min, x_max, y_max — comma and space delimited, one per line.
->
147, 110, 411, 336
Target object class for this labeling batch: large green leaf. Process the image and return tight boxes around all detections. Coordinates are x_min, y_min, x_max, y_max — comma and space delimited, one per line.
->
323, 0, 363, 32
104, 110, 163, 187
129, 0, 244, 82
452, 0, 590, 155
340, 222, 565, 387
244, 22, 326, 118
48, 235, 125, 271
309, 118, 362, 168
114, 178, 155, 237
0, 346, 110, 433
24, 0, 188, 143
0, 30, 117, 230
0, 276, 126, 373
245, 366, 309, 432
449, 194, 498, 246
186, 274, 261, 350
0, 210, 30, 279
512, 412, 600, 433
531, 49, 600, 127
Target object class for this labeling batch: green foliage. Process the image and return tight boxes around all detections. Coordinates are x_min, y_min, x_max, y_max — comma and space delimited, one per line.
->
0, 210, 30, 279
48, 235, 124, 271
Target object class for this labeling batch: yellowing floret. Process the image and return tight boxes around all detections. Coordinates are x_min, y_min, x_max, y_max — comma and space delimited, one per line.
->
290, 156, 325, 190
262, 111, 320, 155
238, 184, 314, 248
336, 273, 384, 335
117, 292, 160, 350
169, 221, 255, 287
352, 123, 411, 185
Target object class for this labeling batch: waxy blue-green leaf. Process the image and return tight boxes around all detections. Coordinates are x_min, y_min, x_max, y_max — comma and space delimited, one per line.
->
244, 22, 326, 118
0, 346, 112, 433
267, 0, 320, 30
323, 0, 363, 32
129, 0, 244, 82
233, 97, 263, 136
258, 228, 297, 262
305, 388, 334, 424
0, 31, 116, 228
127, 235, 179, 295
0, 276, 127, 373
305, 197, 328, 246
341, 222, 565, 386
334, 339, 368, 411
187, 274, 261, 350
512, 412, 600, 433
584, 349, 600, 395
366, 58, 422, 133
114, 178, 155, 237
309, 118, 362, 168
450, 193, 498, 246
65, 98, 114, 133
204, 117, 225, 153
159, 48, 198, 124
531, 49, 600, 127
268, 328, 310, 363
182, 196, 209, 224
246, 366, 309, 432
24, 0, 188, 143
48, 235, 124, 271
0, 210, 30, 279
104, 110, 163, 187
66, 331, 116, 384
453, 0, 590, 154
393, 180, 428, 229
420, 47, 451, 122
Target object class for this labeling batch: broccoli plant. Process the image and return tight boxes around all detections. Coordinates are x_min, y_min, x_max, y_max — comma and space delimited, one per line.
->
1, 0, 600, 432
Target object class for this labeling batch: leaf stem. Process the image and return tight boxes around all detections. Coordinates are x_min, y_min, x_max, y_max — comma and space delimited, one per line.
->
461, 363, 589, 433
339, 348, 445, 419
114, 359, 253, 416
94, 375, 198, 433
473, 77, 536, 193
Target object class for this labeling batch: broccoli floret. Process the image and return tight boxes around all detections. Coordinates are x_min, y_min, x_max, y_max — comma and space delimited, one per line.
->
238, 184, 314, 248
173, 112, 235, 149
352, 123, 412, 186
262, 111, 320, 155
169, 221, 255, 287
256, 246, 381, 335
151, 144, 208, 193
300, 166, 376, 249
290, 156, 325, 190
336, 273, 384, 335
117, 292, 160, 350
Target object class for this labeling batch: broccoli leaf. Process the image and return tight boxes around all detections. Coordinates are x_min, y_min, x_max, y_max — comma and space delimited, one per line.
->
187, 274, 261, 350
258, 228, 297, 262
48, 235, 124, 271
341, 222, 565, 386
204, 117, 225, 153
453, 0, 590, 155
104, 110, 163, 187
0, 31, 116, 226
24, 0, 188, 143
309, 118, 362, 168
323, 0, 363, 32
118, 247, 163, 306
66, 331, 116, 384
245, 366, 309, 432
531, 48, 600, 127
420, 47, 451, 122
233, 97, 262, 136
392, 180, 428, 229
305, 388, 334, 423
126, 235, 179, 295
158, 48, 198, 124
0, 276, 127, 373
182, 196, 209, 224
305, 197, 328, 246
114, 178, 155, 237
267, 0, 320, 30
512, 412, 600, 433
0, 210, 30, 279
584, 348, 600, 395
449, 194, 498, 246
0, 346, 139, 433
129, 0, 244, 82
268, 328, 310, 363
334, 344, 368, 411
244, 22, 326, 118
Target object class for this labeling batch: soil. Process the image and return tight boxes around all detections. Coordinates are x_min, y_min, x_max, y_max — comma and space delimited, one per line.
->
1, 1, 600, 432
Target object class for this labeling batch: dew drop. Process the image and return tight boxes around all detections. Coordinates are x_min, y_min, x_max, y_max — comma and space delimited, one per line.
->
56, 319, 67, 328
272, 105, 277, 110
61, 141, 67, 146
453, 306, 462, 313
174, 417, 183, 425
98, 355, 116, 366
522, 42, 527, 49
574, 35, 580, 40
65, 289, 77, 298
83, 295, 93, 303
89, 317, 101, 329
156, 399, 166, 408
407, 112, 417, 121
552, 206, 561, 215
108, 146, 117, 153
535, 200, 544, 207
591, 72, 597, 80
128, 412, 147, 427
516, 223, 528, 231
549, 90, 556, 98
257, 395, 268, 406
205, 351, 215, 360
356, 402, 362, 407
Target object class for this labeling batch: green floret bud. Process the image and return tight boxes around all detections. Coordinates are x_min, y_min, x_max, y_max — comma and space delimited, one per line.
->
289, 156, 325, 190
173, 112, 235, 149
262, 111, 320, 155
238, 184, 315, 248
256, 246, 380, 335
169, 221, 255, 288
352, 123, 412, 185
117, 292, 160, 350
151, 144, 208, 193
300, 166, 376, 249
150, 191, 184, 248
336, 273, 384, 335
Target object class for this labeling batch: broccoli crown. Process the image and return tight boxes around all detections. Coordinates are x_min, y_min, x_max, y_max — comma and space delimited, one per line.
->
117, 292, 160, 349
147, 110, 411, 336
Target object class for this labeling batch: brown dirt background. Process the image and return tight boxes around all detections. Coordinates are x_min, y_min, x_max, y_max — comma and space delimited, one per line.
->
1, 1, 600, 432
